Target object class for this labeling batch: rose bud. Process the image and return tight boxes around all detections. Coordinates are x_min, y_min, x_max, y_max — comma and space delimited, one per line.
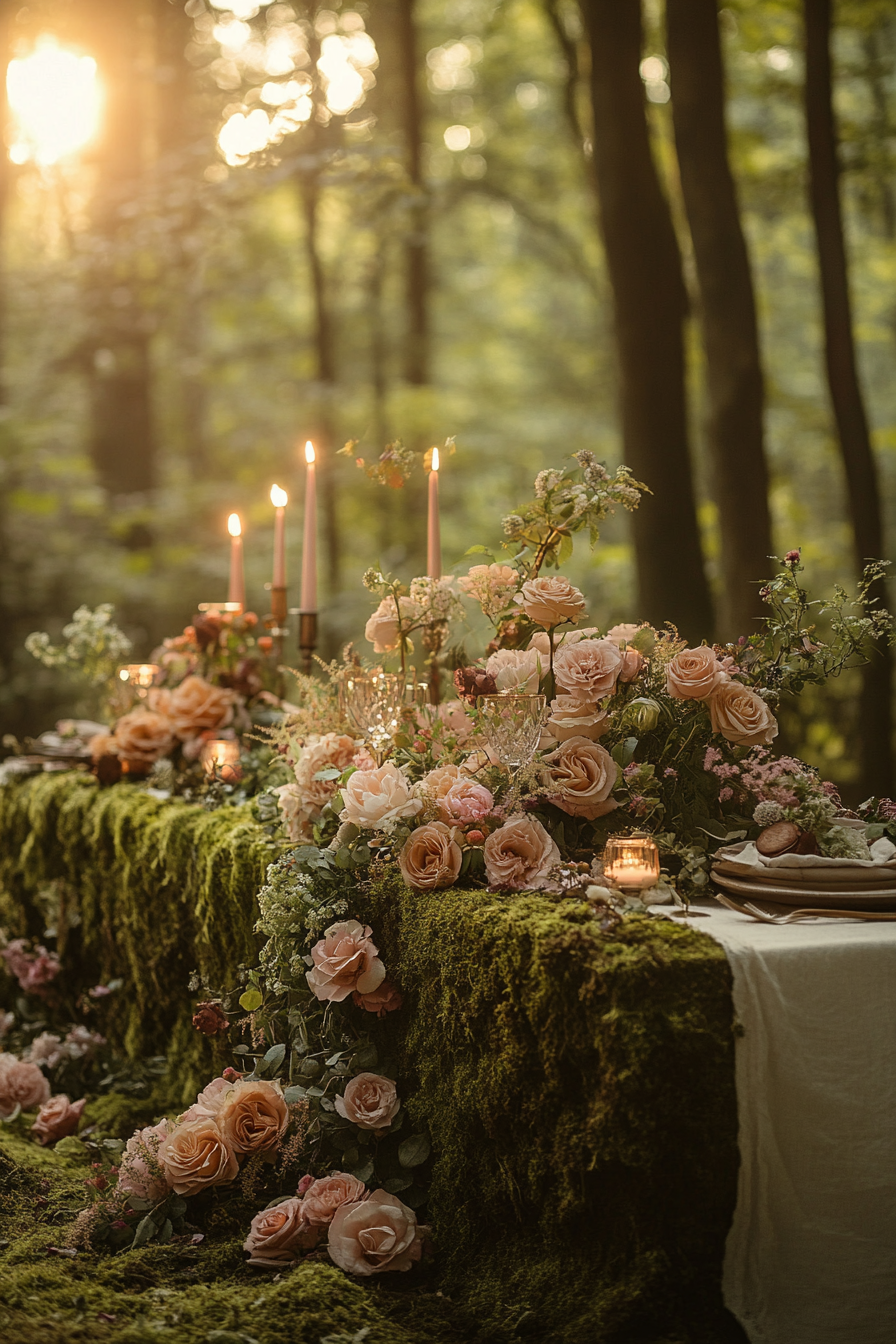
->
257, 636, 274, 654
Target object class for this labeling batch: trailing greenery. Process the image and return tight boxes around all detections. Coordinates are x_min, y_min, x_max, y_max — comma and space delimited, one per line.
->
0, 773, 743, 1341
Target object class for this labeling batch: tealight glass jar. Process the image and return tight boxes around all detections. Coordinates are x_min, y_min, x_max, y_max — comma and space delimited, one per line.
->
603, 836, 661, 892
200, 739, 242, 783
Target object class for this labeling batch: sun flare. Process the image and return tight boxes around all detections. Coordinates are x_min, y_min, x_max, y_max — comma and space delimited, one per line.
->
6, 38, 101, 166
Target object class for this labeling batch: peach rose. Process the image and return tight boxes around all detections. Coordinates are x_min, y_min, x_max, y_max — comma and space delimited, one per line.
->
420, 763, 464, 799
708, 681, 779, 747
274, 783, 306, 843
216, 1080, 289, 1157
117, 1119, 171, 1202
606, 623, 641, 647
113, 709, 176, 764
178, 1075, 231, 1123
554, 639, 623, 701
483, 815, 560, 891
158, 1116, 239, 1196
306, 920, 386, 1003
542, 736, 619, 820
340, 762, 422, 833
90, 732, 120, 762
301, 1172, 367, 1227
485, 648, 541, 693
546, 695, 610, 743
398, 821, 463, 891
619, 649, 645, 683
0, 1053, 51, 1118
31, 1094, 86, 1146
294, 733, 358, 811
152, 674, 237, 739
439, 779, 494, 825
353, 981, 403, 1017
335, 1073, 399, 1131
244, 1196, 318, 1267
528, 628, 601, 658
516, 576, 586, 627
364, 596, 421, 654
327, 1189, 424, 1276
665, 646, 728, 700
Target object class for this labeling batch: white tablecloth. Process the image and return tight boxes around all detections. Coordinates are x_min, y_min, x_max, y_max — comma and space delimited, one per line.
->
659, 901, 896, 1344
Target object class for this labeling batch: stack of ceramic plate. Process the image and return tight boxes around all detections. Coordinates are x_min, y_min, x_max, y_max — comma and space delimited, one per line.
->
711, 840, 896, 910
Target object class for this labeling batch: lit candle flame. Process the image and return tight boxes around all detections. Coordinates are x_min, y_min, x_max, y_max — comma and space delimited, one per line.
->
227, 513, 242, 538
304, 441, 315, 465
270, 484, 288, 508
431, 446, 440, 472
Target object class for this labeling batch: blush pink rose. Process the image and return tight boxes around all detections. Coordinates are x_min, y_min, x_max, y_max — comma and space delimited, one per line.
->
516, 576, 586, 627
334, 1073, 399, 1132
708, 681, 779, 747
301, 1172, 367, 1227
542, 736, 619, 820
178, 1075, 231, 1123
364, 596, 421, 654
483, 815, 560, 891
0, 1053, 51, 1118
216, 1080, 289, 1157
398, 821, 463, 891
353, 981, 403, 1017
117, 1119, 171, 1202
158, 1117, 239, 1196
306, 920, 386, 1003
618, 649, 645, 683
664, 646, 727, 700
546, 696, 610, 743
31, 1094, 86, 1146
327, 1190, 425, 1276
420, 763, 464, 799
244, 1196, 318, 1267
554, 639, 623, 701
606, 623, 642, 647
439, 779, 494, 824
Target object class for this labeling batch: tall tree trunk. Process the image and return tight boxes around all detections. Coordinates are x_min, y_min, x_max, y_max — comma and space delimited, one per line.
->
804, 0, 893, 795
84, 0, 157, 535
394, 0, 428, 386
580, 0, 713, 639
666, 0, 772, 640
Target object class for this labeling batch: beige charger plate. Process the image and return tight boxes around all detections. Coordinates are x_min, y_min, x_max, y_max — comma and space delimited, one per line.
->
712, 858, 896, 889
710, 870, 896, 910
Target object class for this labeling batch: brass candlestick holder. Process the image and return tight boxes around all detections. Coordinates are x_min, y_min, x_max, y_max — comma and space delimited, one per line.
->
298, 611, 318, 676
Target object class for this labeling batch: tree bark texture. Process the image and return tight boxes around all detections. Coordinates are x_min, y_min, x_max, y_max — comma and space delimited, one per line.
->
581, 0, 714, 641
667, 0, 773, 640
83, 0, 157, 518
804, 0, 893, 794
394, 0, 429, 385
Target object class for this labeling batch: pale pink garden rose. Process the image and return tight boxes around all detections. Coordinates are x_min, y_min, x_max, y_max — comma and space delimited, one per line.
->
485, 648, 541, 694
353, 981, 403, 1017
244, 1196, 318, 1267
435, 700, 475, 746
117, 1119, 171, 1202
306, 920, 386, 1004
542, 736, 619, 820
546, 696, 610, 743
293, 733, 358, 814
31, 1094, 86, 1146
0, 1053, 51, 1118
516, 576, 586, 628
158, 1116, 239, 1197
178, 1075, 231, 1124
301, 1172, 367, 1228
708, 681, 779, 747
483, 815, 561, 891
528, 628, 600, 658
618, 649, 645, 683
554, 638, 623, 701
26, 1031, 66, 1070
664, 646, 727, 700
112, 709, 176, 765
151, 674, 237, 740
364, 596, 421, 654
274, 782, 307, 843
398, 822, 463, 891
327, 1189, 425, 1276
340, 762, 422, 833
457, 563, 522, 621
335, 1073, 399, 1132
216, 1079, 289, 1157
606, 622, 642, 647
439, 779, 494, 825
419, 762, 463, 800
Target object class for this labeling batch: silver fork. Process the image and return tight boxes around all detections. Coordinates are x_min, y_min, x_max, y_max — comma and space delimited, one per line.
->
715, 893, 896, 924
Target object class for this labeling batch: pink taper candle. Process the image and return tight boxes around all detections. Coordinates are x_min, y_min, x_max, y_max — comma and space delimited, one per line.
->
427, 446, 441, 579
227, 513, 245, 610
270, 485, 288, 588
300, 441, 318, 611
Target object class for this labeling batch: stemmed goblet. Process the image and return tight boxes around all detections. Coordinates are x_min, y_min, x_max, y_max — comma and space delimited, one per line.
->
475, 693, 547, 778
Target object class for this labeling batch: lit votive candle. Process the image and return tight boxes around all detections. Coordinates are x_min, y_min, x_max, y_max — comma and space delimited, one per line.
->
118, 664, 160, 697
200, 739, 242, 783
602, 836, 660, 891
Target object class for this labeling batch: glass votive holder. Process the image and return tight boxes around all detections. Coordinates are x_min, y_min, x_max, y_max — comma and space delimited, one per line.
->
200, 739, 242, 783
603, 836, 661, 892
118, 664, 160, 697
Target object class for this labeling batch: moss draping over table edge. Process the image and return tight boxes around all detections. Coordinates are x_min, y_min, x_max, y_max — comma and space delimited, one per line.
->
0, 775, 745, 1344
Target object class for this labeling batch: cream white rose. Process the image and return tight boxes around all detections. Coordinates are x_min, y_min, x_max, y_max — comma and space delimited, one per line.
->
516, 576, 586, 628
340, 762, 422, 833
364, 596, 421, 654
546, 696, 610, 743
485, 648, 542, 694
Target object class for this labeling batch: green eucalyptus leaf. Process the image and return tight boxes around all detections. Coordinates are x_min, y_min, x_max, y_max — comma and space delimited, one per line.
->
382, 1175, 413, 1194
131, 1214, 158, 1249
263, 1042, 286, 1071
239, 989, 263, 1013
398, 1134, 430, 1168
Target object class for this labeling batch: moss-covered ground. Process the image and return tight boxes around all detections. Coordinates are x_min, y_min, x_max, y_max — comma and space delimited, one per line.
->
0, 775, 748, 1343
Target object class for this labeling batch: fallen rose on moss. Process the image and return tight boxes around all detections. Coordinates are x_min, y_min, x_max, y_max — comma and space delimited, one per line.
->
0, 1053, 51, 1118
31, 1093, 86, 1145
244, 1196, 317, 1267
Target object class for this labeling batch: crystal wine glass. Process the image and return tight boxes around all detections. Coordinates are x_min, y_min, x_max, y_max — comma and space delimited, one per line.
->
342, 670, 406, 765
475, 693, 547, 776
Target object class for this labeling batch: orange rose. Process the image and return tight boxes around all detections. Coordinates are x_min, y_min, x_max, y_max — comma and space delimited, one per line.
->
665, 646, 727, 700
542, 736, 619, 820
708, 681, 779, 747
158, 1117, 239, 1196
